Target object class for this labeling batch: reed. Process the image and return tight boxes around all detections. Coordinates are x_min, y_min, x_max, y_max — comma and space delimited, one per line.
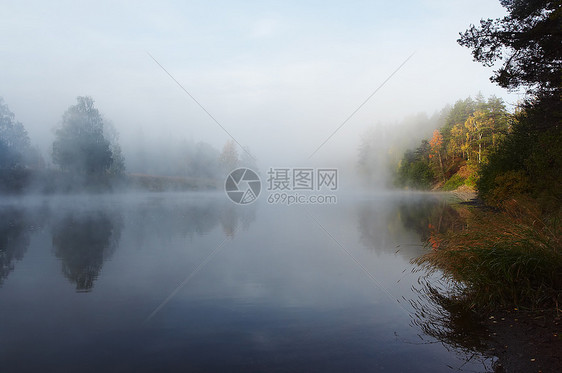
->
414, 198, 562, 310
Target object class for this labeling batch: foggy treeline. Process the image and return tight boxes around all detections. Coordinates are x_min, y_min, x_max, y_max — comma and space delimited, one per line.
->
0, 96, 255, 194
356, 108, 449, 188
356, 94, 512, 190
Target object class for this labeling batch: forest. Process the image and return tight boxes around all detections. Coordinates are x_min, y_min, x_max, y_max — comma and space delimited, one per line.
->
386, 1, 561, 212
394, 94, 509, 191
402, 0, 561, 313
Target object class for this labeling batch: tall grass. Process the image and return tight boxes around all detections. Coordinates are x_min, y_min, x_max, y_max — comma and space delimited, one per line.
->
414, 198, 562, 310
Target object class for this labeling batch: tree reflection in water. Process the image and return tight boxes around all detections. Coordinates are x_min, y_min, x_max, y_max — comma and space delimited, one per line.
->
402, 199, 497, 371
398, 196, 466, 244
408, 276, 496, 370
52, 211, 122, 292
0, 206, 45, 286
50, 199, 255, 292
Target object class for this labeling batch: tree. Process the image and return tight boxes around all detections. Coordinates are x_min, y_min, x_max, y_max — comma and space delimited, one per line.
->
103, 121, 125, 176
458, 0, 562, 96
395, 95, 510, 190
0, 98, 31, 170
52, 97, 115, 175
429, 129, 445, 180
187, 142, 220, 179
459, 1, 561, 205
218, 140, 239, 173
396, 140, 434, 190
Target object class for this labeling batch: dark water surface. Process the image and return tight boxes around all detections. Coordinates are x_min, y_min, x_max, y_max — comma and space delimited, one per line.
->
0, 192, 490, 372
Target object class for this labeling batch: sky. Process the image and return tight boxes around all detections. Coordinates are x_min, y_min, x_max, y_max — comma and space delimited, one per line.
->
1, 0, 521, 169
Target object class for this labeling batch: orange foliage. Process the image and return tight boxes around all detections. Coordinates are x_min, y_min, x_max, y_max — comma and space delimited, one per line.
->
429, 129, 443, 151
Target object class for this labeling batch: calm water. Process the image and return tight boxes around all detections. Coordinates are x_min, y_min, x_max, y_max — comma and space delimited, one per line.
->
0, 192, 490, 372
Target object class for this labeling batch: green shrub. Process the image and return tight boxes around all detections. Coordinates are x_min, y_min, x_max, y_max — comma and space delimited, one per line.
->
396, 159, 434, 190
442, 174, 466, 191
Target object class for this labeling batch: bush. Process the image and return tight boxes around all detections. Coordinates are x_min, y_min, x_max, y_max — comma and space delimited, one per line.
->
487, 170, 531, 205
442, 174, 466, 191
396, 155, 434, 190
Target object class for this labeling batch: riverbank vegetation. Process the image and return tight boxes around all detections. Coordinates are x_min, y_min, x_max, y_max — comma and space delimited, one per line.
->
394, 94, 509, 191
415, 199, 561, 310
407, 0, 562, 323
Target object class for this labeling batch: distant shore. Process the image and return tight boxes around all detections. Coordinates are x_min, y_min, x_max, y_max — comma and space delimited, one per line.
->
0, 168, 219, 195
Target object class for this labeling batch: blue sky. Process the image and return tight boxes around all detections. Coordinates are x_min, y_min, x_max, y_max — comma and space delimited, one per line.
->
1, 0, 520, 166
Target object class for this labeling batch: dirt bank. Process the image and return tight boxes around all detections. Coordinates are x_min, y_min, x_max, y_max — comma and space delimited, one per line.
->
483, 308, 562, 373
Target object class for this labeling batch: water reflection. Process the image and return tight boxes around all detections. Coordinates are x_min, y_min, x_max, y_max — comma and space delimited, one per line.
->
0, 206, 44, 285
402, 199, 496, 371
357, 203, 398, 251
220, 204, 256, 236
397, 196, 465, 243
0, 193, 495, 372
409, 277, 493, 370
356, 195, 465, 259
127, 197, 256, 242
52, 210, 123, 292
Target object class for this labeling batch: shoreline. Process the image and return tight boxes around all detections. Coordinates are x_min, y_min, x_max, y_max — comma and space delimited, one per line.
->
482, 307, 561, 372
434, 190, 562, 372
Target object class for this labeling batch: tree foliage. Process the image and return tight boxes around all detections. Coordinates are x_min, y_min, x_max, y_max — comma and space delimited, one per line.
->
218, 140, 239, 173
103, 121, 126, 176
395, 95, 509, 190
52, 97, 121, 176
0, 98, 31, 170
478, 101, 562, 207
458, 0, 562, 96
396, 140, 434, 189
458, 1, 561, 207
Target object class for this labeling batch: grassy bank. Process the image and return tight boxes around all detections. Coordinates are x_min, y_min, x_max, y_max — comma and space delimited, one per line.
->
414, 198, 562, 311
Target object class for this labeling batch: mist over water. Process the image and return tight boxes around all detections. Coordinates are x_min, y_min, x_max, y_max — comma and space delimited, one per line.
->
0, 192, 493, 372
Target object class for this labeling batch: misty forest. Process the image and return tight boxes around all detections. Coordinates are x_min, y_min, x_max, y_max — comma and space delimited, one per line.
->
1, 1, 560, 372
0, 95, 256, 193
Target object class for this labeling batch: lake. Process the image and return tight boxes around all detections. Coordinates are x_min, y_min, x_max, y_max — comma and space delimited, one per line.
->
0, 192, 492, 372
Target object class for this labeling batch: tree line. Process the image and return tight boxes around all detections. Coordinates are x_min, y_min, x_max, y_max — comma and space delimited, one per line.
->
394, 0, 560, 209
0, 96, 251, 193
395, 94, 510, 191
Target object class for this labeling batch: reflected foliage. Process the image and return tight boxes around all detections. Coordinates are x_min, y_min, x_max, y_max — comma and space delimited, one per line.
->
52, 211, 122, 292
356, 196, 465, 258
357, 203, 399, 253
0, 207, 38, 285
409, 277, 493, 369
127, 199, 255, 245
398, 197, 465, 245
